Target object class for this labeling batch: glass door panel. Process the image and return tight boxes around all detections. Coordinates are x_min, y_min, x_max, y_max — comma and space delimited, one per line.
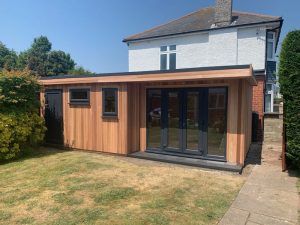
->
186, 91, 200, 151
207, 88, 227, 157
147, 90, 162, 149
166, 91, 180, 150
146, 87, 227, 160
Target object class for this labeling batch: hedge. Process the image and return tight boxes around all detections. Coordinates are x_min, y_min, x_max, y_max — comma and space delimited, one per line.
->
278, 30, 300, 169
0, 70, 46, 161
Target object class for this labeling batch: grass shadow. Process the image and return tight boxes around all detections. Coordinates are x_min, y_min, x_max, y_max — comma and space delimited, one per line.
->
0, 145, 69, 166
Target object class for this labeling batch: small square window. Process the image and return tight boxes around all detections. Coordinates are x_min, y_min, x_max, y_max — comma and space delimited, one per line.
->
160, 46, 167, 52
169, 45, 176, 51
267, 33, 274, 40
69, 88, 90, 105
102, 88, 118, 117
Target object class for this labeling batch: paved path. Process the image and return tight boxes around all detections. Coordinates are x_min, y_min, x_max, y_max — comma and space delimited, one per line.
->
219, 144, 299, 225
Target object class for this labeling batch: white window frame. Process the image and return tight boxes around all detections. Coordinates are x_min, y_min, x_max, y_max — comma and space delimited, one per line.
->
160, 45, 177, 70
265, 83, 274, 113
267, 32, 276, 61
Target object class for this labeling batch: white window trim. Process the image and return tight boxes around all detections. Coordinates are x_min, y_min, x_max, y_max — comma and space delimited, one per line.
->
267, 32, 276, 61
265, 83, 274, 113
160, 45, 177, 70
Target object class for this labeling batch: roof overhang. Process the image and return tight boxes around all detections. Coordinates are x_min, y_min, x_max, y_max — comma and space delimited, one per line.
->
123, 19, 283, 43
40, 65, 257, 86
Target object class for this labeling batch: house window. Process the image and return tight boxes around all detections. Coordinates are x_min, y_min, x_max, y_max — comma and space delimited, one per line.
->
267, 32, 275, 61
102, 88, 118, 117
265, 83, 274, 113
160, 45, 177, 70
69, 88, 90, 104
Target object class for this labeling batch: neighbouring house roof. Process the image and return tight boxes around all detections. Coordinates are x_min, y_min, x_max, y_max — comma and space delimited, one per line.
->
40, 64, 257, 86
123, 7, 282, 42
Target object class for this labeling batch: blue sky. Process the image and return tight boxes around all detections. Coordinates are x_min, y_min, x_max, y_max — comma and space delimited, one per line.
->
0, 0, 299, 73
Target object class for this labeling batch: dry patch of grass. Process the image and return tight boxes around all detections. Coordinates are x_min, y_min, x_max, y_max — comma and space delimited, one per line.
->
0, 148, 245, 225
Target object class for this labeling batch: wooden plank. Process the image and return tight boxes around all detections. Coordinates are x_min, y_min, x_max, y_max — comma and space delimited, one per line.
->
140, 83, 147, 152
226, 80, 239, 164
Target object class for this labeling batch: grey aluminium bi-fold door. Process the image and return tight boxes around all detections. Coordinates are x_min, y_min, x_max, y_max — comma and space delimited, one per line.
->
146, 87, 227, 160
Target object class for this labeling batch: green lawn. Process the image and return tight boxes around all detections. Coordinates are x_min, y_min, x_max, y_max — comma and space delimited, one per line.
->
0, 148, 244, 225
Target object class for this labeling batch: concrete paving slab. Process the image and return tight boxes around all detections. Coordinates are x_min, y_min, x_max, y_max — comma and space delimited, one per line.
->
248, 213, 295, 225
246, 166, 298, 193
232, 183, 298, 223
246, 221, 260, 225
218, 207, 249, 225
219, 144, 299, 225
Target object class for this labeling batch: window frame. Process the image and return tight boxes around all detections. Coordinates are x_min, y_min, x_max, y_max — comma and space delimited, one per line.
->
160, 45, 177, 70
102, 87, 118, 117
69, 88, 90, 105
267, 32, 276, 61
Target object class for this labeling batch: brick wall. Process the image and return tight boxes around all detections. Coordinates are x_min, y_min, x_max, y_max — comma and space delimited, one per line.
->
252, 76, 265, 142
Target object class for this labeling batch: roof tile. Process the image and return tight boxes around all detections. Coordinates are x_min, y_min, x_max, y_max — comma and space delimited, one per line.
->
124, 7, 281, 42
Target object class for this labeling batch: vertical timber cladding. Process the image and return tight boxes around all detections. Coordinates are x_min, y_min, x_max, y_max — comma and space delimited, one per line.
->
226, 79, 253, 165
40, 77, 253, 165
60, 83, 129, 154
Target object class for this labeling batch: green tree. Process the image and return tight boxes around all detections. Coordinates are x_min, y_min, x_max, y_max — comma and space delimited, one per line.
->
0, 36, 93, 76
26, 36, 52, 76
19, 36, 77, 76
0, 42, 18, 70
16, 51, 28, 70
3, 51, 18, 71
278, 30, 300, 169
0, 69, 46, 161
47, 50, 75, 75
68, 66, 94, 75
0, 42, 10, 68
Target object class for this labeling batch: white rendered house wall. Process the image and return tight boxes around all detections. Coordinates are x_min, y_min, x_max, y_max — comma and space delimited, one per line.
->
128, 26, 266, 72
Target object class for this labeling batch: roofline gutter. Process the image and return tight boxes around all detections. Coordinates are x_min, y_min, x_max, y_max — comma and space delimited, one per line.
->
123, 19, 283, 43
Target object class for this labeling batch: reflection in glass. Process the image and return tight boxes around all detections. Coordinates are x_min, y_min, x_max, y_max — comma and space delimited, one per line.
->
147, 90, 161, 149
207, 88, 226, 157
186, 91, 199, 150
167, 91, 180, 149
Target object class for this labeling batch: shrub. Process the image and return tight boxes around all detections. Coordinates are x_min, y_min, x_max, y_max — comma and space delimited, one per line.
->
278, 30, 300, 169
0, 70, 46, 161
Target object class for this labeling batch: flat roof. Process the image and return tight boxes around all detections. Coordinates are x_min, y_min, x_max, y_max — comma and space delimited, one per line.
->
40, 64, 257, 86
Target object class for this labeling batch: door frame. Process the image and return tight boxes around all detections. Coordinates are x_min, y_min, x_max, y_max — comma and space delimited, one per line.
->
146, 87, 227, 162
44, 89, 64, 145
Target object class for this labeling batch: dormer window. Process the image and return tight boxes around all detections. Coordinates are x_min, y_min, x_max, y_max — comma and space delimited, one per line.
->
160, 45, 176, 70
267, 32, 275, 61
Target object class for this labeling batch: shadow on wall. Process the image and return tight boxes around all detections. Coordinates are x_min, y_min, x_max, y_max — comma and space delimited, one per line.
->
252, 111, 263, 143
244, 143, 262, 166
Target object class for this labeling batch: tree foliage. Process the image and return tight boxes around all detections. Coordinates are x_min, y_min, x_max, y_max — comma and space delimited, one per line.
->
278, 30, 300, 169
0, 36, 91, 76
0, 70, 46, 161
0, 42, 18, 71
68, 66, 94, 75
47, 50, 75, 75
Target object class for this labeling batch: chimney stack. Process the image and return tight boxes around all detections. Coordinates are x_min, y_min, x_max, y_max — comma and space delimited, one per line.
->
214, 0, 233, 27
